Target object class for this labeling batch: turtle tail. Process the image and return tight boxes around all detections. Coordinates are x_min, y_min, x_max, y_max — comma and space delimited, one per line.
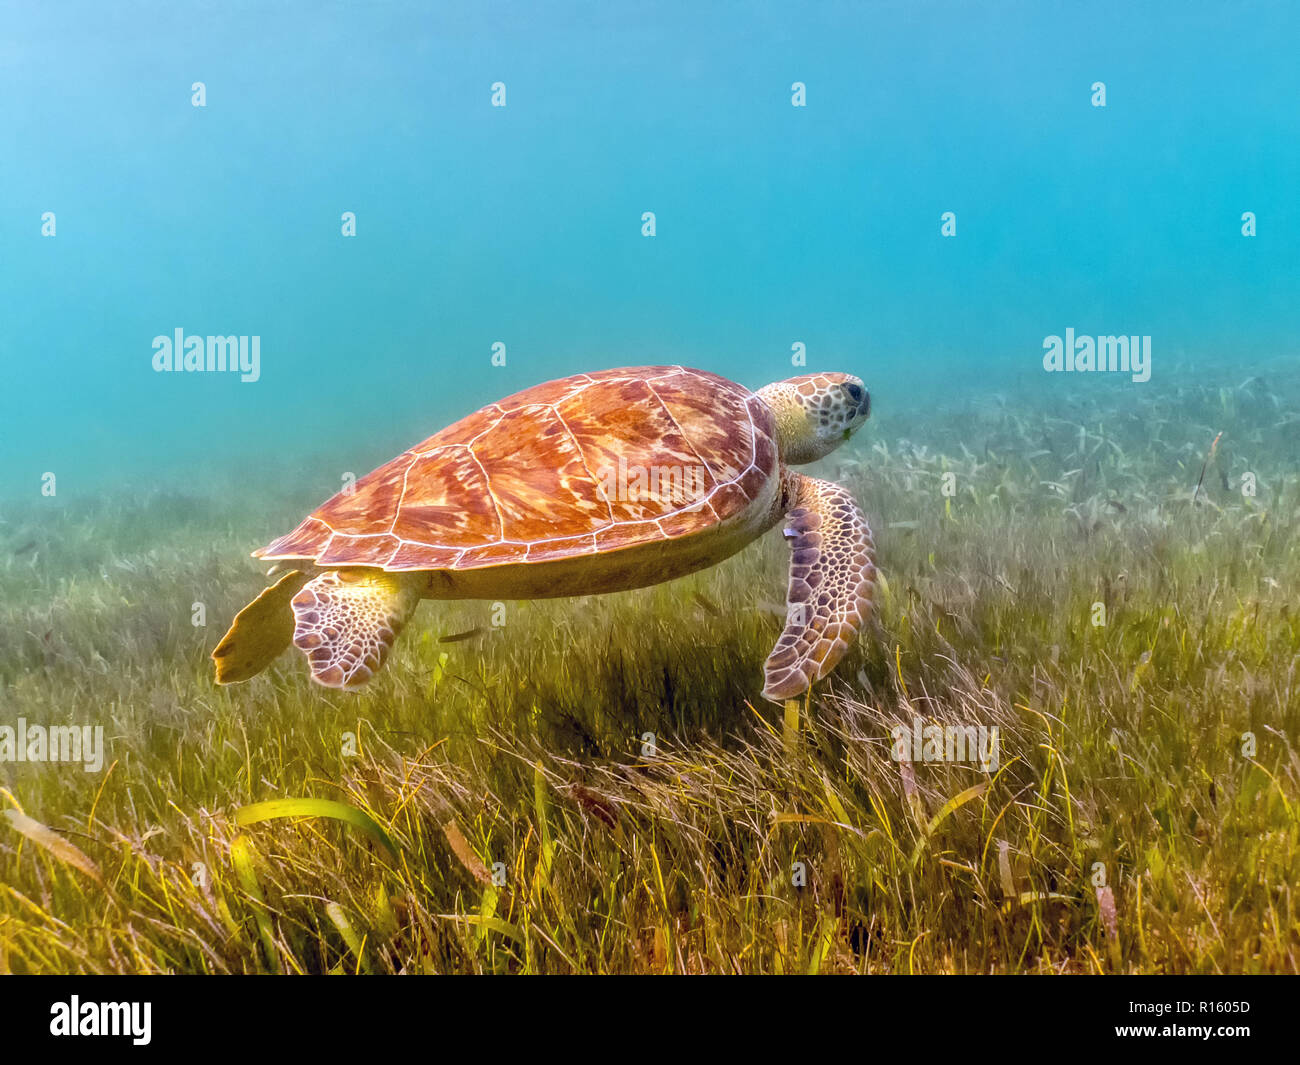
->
212, 570, 313, 684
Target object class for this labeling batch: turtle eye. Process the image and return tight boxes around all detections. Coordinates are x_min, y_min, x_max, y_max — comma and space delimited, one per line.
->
842, 382, 870, 419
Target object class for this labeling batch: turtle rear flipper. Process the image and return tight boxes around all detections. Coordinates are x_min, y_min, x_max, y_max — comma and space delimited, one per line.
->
212, 569, 312, 684
762, 475, 876, 702
291, 570, 422, 689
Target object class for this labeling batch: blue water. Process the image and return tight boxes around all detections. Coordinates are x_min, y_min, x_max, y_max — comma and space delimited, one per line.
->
2, 0, 1297, 499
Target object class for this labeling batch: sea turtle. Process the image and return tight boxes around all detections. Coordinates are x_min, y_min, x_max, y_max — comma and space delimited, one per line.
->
212, 366, 874, 701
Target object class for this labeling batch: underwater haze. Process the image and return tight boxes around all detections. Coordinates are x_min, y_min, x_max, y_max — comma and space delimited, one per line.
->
2, 1, 1300, 980
2, 0, 1298, 497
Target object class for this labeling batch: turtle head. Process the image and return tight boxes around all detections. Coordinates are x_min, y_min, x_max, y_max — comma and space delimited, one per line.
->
757, 372, 870, 465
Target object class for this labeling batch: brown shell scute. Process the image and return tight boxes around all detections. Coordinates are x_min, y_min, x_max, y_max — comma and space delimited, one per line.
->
255, 366, 780, 571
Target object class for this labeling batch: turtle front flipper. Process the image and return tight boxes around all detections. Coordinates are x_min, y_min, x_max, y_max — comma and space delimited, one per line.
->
290, 570, 423, 689
762, 475, 876, 702
213, 569, 312, 684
